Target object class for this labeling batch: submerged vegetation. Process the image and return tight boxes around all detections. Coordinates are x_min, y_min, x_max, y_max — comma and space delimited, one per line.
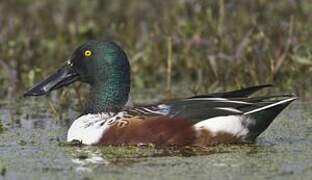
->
0, 0, 311, 104
67, 143, 263, 161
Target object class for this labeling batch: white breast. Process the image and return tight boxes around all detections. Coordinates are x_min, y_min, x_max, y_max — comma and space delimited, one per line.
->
67, 112, 124, 145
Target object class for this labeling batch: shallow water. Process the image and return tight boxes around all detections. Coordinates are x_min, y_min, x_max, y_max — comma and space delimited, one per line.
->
0, 99, 311, 180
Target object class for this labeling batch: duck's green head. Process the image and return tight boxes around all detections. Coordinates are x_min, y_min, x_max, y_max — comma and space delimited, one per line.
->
24, 40, 130, 113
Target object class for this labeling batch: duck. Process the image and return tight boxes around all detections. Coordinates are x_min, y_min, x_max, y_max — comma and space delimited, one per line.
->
24, 40, 296, 146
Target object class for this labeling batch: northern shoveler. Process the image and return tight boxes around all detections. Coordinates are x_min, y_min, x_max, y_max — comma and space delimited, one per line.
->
24, 40, 296, 146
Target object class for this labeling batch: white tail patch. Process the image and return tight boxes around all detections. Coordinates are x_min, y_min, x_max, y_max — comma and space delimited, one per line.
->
244, 97, 296, 115
193, 115, 249, 137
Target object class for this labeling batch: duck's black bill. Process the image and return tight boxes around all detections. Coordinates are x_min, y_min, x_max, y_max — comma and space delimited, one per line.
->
24, 64, 79, 97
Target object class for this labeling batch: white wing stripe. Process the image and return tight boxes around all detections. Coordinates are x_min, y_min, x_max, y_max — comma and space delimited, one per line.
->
183, 98, 252, 104
244, 97, 296, 115
215, 107, 243, 113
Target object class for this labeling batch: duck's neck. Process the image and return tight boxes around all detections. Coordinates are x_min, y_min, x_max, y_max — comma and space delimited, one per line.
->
84, 68, 130, 114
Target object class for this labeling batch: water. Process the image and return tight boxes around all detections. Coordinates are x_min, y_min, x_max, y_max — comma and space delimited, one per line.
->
0, 99, 311, 180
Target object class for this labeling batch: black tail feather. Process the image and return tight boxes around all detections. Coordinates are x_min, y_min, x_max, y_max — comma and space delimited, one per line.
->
191, 84, 272, 99
243, 97, 296, 141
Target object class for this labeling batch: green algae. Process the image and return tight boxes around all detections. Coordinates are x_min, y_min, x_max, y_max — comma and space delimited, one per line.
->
62, 140, 261, 160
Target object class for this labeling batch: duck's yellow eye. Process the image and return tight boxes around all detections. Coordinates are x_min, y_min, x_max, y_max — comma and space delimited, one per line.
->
84, 50, 92, 57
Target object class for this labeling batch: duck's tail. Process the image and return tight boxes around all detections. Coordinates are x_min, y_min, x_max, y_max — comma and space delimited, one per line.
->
243, 97, 297, 142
